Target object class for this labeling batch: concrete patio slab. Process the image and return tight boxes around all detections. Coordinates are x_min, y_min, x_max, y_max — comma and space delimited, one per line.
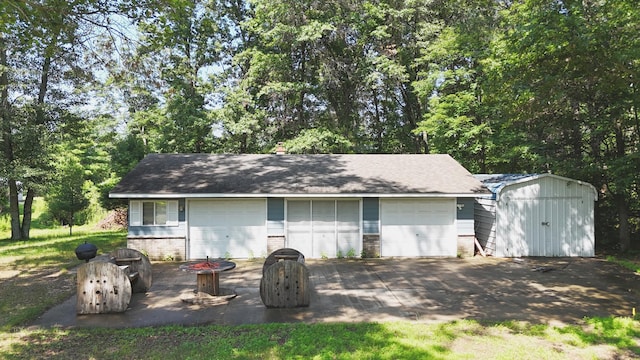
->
30, 257, 639, 329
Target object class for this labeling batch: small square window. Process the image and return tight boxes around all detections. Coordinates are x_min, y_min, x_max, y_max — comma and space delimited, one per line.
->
142, 201, 168, 226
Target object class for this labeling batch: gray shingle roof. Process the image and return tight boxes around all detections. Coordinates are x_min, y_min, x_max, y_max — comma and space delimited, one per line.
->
110, 153, 488, 197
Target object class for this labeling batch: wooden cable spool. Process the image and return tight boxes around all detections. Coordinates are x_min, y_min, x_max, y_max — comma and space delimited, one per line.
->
262, 248, 305, 275
76, 248, 152, 314
260, 248, 310, 308
109, 248, 153, 293
76, 261, 132, 314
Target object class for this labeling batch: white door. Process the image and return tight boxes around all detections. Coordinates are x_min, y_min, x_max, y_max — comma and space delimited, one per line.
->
380, 199, 456, 257
287, 200, 313, 255
286, 200, 360, 258
313, 200, 337, 258
337, 200, 360, 256
505, 197, 586, 257
189, 199, 266, 259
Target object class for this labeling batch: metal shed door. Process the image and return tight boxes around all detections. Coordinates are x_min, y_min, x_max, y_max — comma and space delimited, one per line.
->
380, 199, 456, 257
505, 197, 589, 257
189, 200, 267, 259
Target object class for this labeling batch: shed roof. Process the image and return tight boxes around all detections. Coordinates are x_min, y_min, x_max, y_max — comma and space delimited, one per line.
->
474, 173, 598, 200
110, 153, 488, 198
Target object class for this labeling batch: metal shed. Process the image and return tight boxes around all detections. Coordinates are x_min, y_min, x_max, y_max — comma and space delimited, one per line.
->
474, 174, 597, 257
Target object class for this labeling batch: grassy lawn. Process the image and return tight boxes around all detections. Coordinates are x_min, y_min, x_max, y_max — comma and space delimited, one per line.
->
1, 229, 639, 359
0, 227, 127, 330
607, 253, 640, 274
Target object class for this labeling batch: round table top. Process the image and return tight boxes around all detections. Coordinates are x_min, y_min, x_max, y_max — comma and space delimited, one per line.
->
179, 259, 236, 274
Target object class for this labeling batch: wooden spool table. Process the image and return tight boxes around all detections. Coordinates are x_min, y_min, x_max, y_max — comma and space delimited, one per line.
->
260, 248, 310, 308
76, 248, 152, 315
179, 259, 236, 296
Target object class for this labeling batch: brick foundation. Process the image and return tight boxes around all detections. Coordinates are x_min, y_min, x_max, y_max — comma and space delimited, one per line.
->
362, 234, 380, 258
267, 235, 286, 255
457, 235, 475, 258
127, 237, 186, 261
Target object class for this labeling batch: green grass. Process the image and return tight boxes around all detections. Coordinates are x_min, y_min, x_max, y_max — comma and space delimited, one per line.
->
1, 230, 639, 359
606, 254, 640, 273
2, 319, 639, 359
0, 229, 127, 330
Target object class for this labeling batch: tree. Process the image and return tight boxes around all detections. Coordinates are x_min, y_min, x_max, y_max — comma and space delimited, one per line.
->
47, 156, 90, 235
492, 0, 640, 249
281, 128, 353, 154
0, 0, 137, 239
132, 0, 224, 153
413, 0, 500, 173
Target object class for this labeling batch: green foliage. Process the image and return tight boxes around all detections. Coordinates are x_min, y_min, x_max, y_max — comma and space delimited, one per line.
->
281, 128, 353, 154
606, 255, 640, 273
491, 0, 640, 247
1, 0, 638, 249
45, 156, 90, 235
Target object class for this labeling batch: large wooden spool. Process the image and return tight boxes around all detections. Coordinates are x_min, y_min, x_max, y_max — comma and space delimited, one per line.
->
76, 261, 132, 314
260, 248, 310, 308
76, 248, 152, 314
109, 248, 153, 293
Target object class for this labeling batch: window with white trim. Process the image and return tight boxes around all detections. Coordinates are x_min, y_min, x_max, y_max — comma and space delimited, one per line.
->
130, 200, 179, 226
143, 201, 167, 225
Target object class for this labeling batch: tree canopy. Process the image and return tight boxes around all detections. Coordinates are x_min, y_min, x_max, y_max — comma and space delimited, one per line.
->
0, 0, 638, 250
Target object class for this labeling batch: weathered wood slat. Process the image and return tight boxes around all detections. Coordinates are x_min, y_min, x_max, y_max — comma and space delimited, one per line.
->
196, 273, 220, 296
116, 257, 142, 262
76, 262, 132, 314
262, 248, 305, 275
110, 248, 153, 293
260, 260, 310, 308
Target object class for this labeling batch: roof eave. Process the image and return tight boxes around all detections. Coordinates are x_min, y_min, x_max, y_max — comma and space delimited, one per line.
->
493, 173, 598, 202
109, 192, 486, 199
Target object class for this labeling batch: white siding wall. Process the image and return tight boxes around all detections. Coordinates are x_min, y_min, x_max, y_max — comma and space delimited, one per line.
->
495, 175, 595, 257
457, 220, 475, 236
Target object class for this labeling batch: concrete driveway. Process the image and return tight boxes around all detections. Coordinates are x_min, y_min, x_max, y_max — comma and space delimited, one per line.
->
31, 257, 639, 329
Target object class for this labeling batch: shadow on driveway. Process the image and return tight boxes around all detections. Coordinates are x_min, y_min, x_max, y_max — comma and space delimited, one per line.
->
30, 257, 639, 329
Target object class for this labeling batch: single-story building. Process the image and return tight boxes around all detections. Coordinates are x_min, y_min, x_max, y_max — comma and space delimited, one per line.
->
109, 153, 488, 260
474, 173, 597, 257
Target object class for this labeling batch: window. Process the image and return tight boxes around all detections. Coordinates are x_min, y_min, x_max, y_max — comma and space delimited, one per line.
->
130, 200, 179, 226
143, 201, 167, 225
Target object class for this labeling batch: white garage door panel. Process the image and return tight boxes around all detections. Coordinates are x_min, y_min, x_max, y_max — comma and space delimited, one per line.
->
286, 200, 360, 258
287, 200, 313, 255
381, 199, 456, 257
313, 201, 337, 258
189, 200, 266, 259
337, 200, 360, 255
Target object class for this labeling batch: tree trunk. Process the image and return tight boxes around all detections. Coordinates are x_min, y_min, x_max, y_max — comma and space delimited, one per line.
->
613, 120, 631, 252
17, 45, 53, 239
0, 36, 23, 240
21, 188, 35, 239
8, 180, 22, 240
615, 193, 630, 252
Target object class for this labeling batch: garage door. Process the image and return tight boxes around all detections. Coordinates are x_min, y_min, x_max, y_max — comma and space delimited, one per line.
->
380, 199, 456, 257
189, 199, 267, 259
503, 197, 592, 257
287, 200, 360, 258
